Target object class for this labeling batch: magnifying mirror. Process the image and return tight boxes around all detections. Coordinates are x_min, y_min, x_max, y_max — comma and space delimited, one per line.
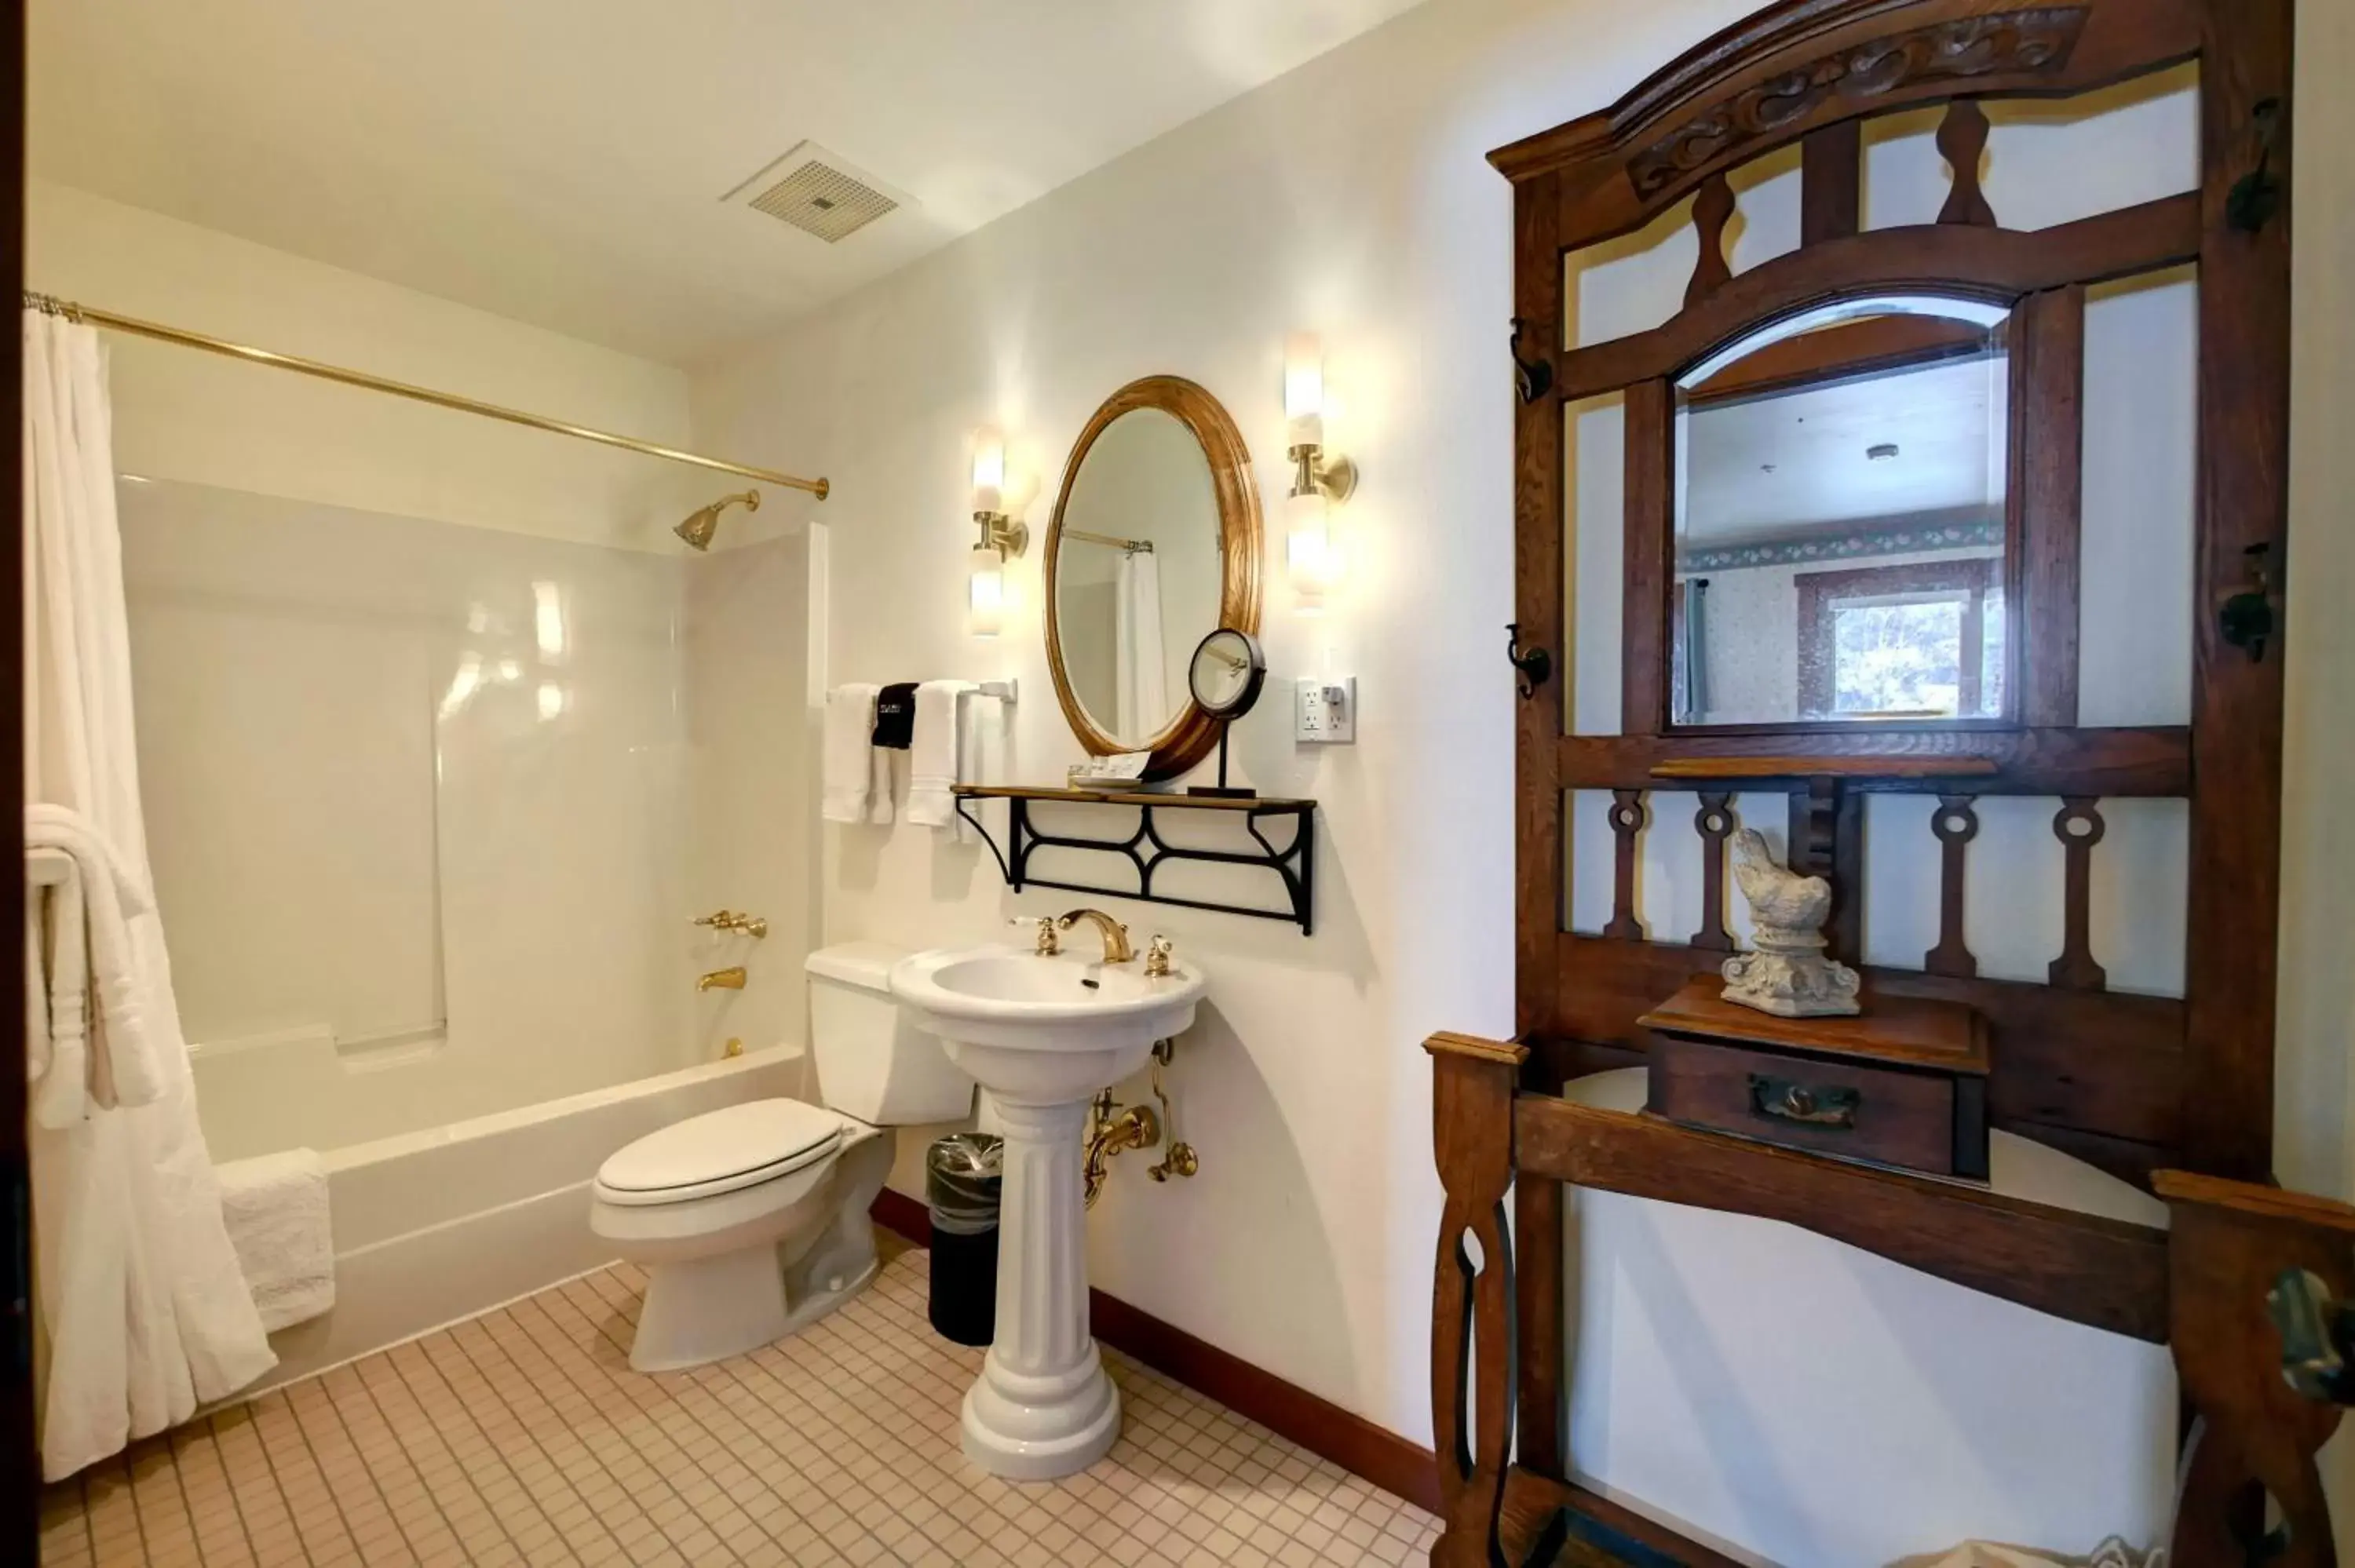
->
1185, 627, 1265, 798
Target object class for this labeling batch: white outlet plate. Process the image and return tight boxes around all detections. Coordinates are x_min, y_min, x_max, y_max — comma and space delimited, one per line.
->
1295, 676, 1356, 744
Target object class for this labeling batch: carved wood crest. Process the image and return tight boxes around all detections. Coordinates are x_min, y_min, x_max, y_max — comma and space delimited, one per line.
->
1626, 7, 2092, 198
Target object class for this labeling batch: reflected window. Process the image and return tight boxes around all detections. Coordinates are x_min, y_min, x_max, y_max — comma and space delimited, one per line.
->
1794, 559, 2005, 720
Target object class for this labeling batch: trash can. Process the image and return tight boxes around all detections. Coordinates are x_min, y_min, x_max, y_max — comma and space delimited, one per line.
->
926, 1132, 1002, 1347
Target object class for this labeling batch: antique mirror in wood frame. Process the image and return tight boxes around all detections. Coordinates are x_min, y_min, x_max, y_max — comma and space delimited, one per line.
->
1667, 295, 2022, 731
1497, 0, 2290, 1195
1042, 375, 1263, 781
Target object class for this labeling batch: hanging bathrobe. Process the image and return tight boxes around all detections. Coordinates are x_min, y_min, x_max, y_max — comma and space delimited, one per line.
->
22, 309, 276, 1479
1112, 548, 1168, 742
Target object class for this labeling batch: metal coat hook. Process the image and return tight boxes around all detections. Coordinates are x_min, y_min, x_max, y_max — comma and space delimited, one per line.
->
2227, 97, 2284, 235
1506, 622, 1553, 699
1510, 318, 1553, 405
2218, 541, 2279, 662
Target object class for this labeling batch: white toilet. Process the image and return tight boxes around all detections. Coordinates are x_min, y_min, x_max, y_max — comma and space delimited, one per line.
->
589, 942, 973, 1372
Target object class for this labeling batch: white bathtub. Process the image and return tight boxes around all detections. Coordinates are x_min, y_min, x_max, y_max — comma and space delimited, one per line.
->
236, 1045, 807, 1398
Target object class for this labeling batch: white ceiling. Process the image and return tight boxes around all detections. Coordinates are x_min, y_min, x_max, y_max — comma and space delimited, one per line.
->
1678, 355, 2009, 544
30, 0, 1430, 366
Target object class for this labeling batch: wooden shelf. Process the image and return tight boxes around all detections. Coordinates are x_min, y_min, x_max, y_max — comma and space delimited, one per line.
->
952, 784, 1314, 812
951, 785, 1317, 932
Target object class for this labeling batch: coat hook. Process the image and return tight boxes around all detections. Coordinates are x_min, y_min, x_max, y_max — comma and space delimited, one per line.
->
2218, 541, 2279, 662
2227, 97, 2284, 235
1510, 318, 1553, 405
1506, 622, 1552, 698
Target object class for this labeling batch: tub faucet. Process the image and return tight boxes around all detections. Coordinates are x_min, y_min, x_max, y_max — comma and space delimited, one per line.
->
1057, 908, 1134, 965
697, 966, 747, 992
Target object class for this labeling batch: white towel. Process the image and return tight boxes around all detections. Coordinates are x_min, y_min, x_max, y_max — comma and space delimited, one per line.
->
217, 1150, 334, 1333
24, 804, 166, 1125
823, 684, 889, 825
907, 680, 977, 830
25, 847, 78, 1129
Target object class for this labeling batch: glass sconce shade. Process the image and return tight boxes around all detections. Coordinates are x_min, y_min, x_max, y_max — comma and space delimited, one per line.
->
969, 542, 1006, 637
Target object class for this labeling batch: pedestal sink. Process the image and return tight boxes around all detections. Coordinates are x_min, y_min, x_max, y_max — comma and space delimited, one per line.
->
890, 943, 1205, 1480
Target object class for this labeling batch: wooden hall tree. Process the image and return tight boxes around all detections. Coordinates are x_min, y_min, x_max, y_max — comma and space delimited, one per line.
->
1426, 1, 2355, 1563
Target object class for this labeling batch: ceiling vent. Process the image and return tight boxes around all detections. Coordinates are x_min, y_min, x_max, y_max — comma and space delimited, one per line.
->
723, 141, 909, 244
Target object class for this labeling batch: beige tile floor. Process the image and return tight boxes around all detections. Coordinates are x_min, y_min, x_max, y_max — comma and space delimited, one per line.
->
41, 1243, 1440, 1567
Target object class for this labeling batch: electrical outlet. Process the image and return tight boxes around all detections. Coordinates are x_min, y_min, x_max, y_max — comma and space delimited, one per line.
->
1295, 676, 1356, 744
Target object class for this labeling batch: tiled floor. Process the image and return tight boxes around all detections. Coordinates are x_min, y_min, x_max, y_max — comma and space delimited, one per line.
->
41, 1242, 1440, 1567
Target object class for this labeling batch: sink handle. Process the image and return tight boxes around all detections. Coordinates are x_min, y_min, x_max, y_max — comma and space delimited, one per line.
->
1009, 915, 1061, 956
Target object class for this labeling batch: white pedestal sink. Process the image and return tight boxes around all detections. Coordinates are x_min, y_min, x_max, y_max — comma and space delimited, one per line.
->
890, 943, 1205, 1481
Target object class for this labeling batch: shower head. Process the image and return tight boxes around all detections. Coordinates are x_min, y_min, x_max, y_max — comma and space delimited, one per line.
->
675, 489, 761, 551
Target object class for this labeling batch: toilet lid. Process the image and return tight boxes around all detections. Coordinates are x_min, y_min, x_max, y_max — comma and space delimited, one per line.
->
595, 1099, 846, 1202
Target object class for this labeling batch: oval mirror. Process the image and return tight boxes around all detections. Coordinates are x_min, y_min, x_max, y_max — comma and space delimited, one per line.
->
1670, 297, 2016, 728
1045, 376, 1261, 779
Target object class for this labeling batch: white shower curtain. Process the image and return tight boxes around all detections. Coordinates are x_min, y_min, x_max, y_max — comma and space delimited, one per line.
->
23, 309, 276, 1479
1112, 549, 1167, 741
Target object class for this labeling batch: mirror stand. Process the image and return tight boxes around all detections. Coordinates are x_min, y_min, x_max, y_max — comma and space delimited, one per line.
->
1185, 725, 1254, 800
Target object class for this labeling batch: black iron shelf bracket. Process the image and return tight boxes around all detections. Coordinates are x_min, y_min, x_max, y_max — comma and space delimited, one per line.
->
954, 793, 1316, 934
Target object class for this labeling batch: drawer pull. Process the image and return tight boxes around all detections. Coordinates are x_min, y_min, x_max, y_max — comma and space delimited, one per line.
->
1748, 1074, 1860, 1129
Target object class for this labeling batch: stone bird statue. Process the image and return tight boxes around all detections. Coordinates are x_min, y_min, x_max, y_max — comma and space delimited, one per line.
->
1722, 830, 1861, 1018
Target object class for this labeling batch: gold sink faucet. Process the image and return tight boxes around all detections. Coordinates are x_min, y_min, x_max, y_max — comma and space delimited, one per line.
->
1057, 908, 1133, 965
697, 966, 747, 991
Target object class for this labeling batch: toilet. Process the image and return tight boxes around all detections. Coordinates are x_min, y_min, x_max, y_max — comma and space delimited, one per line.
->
589, 942, 973, 1372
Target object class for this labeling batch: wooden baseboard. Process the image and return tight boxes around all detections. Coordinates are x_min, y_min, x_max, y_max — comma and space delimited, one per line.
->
869, 1190, 1440, 1512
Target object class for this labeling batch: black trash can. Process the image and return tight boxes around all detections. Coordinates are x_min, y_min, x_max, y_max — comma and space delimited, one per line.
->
926, 1132, 1002, 1347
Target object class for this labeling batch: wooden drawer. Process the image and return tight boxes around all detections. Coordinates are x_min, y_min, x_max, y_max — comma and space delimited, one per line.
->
1639, 979, 1992, 1180
1647, 1034, 1987, 1178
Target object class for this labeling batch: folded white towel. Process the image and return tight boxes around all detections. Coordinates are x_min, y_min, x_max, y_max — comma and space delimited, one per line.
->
823, 684, 882, 825
217, 1149, 334, 1333
907, 680, 977, 830
24, 804, 165, 1125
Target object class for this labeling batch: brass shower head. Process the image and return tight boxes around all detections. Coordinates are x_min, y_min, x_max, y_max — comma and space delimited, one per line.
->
675, 489, 761, 551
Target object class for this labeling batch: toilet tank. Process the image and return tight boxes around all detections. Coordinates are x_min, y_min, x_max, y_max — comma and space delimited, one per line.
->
804, 943, 974, 1125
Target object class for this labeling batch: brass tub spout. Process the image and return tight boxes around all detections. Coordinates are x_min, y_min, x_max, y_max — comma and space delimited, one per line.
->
697, 966, 747, 991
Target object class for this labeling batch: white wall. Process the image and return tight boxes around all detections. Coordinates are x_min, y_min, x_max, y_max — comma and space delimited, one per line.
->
679, 1, 2266, 1561
122, 480, 703, 1158
26, 180, 710, 547
2280, 0, 2355, 1527
685, 535, 820, 1069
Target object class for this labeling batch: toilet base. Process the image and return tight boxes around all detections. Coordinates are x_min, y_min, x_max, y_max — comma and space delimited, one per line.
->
630, 1238, 878, 1373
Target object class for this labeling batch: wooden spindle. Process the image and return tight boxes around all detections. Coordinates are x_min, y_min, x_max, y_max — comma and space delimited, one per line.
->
1685, 173, 1736, 305
1925, 795, 1981, 978
1937, 100, 1997, 227
2050, 797, 2108, 990
1605, 789, 1648, 941
1690, 793, 1736, 951
1800, 121, 1862, 245
1788, 775, 1860, 966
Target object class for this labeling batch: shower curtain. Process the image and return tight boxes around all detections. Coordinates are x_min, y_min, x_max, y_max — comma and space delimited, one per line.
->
1112, 549, 1167, 741
22, 309, 276, 1479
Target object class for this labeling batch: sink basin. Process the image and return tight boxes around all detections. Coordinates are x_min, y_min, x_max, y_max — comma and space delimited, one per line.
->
891, 946, 1205, 1099
889, 942, 1206, 1481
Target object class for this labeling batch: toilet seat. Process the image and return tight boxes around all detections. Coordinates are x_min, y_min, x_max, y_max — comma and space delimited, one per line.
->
593, 1099, 849, 1207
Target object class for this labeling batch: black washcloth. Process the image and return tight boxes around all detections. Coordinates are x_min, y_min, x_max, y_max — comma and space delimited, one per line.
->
872, 682, 919, 749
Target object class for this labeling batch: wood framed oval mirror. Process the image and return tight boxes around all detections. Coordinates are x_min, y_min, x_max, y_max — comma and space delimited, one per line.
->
1043, 375, 1261, 780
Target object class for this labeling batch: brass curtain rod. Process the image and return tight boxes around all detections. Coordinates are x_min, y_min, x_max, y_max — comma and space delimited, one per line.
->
1060, 527, 1152, 553
22, 290, 829, 499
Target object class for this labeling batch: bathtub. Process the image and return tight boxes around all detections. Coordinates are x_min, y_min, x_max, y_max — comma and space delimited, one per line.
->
235, 1045, 806, 1398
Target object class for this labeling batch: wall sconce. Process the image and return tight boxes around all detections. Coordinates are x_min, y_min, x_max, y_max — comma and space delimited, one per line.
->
1283, 333, 1356, 608
969, 424, 1028, 637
